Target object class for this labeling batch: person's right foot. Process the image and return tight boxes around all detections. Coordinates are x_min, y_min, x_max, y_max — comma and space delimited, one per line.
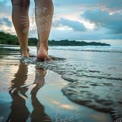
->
37, 46, 51, 61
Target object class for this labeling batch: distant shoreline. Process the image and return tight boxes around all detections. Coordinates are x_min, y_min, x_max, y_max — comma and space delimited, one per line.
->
0, 31, 110, 46
48, 40, 111, 46
0, 44, 19, 47
0, 41, 111, 47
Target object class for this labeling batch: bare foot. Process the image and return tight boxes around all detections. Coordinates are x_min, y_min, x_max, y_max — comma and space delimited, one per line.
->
37, 47, 51, 61
21, 48, 30, 58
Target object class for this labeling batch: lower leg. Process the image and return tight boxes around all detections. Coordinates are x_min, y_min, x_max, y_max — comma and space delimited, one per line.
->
11, 0, 30, 57
34, 0, 54, 60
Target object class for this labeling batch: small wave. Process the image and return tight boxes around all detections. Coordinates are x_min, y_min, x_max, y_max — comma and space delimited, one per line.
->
80, 50, 122, 53
19, 55, 122, 82
50, 48, 122, 53
35, 60, 122, 81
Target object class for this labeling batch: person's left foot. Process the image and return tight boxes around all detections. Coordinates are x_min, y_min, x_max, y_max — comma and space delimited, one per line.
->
21, 48, 30, 58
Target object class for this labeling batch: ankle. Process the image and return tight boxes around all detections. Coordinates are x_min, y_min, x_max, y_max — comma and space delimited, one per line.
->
38, 43, 48, 51
20, 48, 29, 57
20, 47, 29, 51
37, 47, 50, 60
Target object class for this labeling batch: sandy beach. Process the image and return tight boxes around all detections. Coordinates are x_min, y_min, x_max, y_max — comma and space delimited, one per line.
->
0, 45, 122, 122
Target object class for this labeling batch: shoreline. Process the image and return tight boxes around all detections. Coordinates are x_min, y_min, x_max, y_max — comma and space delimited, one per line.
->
0, 50, 112, 122
0, 44, 122, 121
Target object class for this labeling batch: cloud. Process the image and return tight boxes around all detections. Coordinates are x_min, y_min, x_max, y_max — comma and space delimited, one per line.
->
0, 0, 122, 43
82, 9, 122, 34
53, 18, 86, 31
54, 0, 122, 11
50, 28, 122, 41
0, 17, 12, 27
99, 0, 122, 11
0, 0, 12, 16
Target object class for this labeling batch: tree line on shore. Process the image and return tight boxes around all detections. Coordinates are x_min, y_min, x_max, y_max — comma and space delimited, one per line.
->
0, 32, 110, 46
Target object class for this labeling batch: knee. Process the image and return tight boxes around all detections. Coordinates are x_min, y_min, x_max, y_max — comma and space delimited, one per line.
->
11, 0, 30, 8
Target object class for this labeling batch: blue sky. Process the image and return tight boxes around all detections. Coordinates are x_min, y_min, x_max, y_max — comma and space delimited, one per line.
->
0, 0, 122, 45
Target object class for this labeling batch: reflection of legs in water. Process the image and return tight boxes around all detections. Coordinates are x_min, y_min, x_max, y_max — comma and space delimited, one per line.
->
10, 61, 28, 94
11, 0, 30, 57
7, 61, 30, 122
33, 68, 47, 89
31, 68, 51, 122
34, 0, 54, 61
7, 91, 30, 122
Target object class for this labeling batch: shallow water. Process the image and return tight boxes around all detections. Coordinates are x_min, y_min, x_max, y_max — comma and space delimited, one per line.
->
0, 45, 122, 122
35, 46, 122, 114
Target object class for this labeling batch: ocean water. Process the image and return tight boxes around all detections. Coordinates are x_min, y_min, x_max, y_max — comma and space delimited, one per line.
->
4, 45, 122, 81
34, 46, 122, 80
34, 45, 122, 113
2, 45, 122, 114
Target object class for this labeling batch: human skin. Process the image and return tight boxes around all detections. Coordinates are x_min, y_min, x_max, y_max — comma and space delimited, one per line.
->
11, 0, 54, 60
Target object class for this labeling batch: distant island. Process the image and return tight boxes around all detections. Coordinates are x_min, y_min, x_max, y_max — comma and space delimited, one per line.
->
48, 40, 110, 46
0, 31, 110, 46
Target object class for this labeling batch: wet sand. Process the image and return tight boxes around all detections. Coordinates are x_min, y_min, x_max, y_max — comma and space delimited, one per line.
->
0, 46, 120, 122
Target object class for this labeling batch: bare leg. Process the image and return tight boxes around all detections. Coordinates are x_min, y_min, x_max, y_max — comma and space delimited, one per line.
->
11, 0, 30, 57
34, 0, 54, 60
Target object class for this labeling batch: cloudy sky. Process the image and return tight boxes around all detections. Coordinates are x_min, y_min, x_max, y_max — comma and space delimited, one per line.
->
0, 0, 122, 45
